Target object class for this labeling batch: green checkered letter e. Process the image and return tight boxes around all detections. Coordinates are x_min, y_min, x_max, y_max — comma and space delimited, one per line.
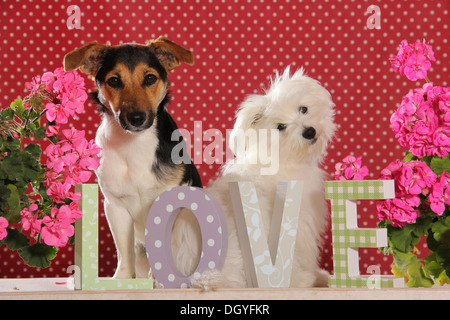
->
325, 180, 405, 288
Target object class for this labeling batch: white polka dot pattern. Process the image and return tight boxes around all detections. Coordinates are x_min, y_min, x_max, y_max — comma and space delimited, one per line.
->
0, 1, 449, 279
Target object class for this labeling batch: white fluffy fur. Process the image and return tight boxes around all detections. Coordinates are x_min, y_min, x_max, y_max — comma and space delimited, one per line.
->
171, 66, 336, 288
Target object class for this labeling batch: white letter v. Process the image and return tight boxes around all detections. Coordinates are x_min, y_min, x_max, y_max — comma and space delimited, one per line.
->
229, 180, 303, 287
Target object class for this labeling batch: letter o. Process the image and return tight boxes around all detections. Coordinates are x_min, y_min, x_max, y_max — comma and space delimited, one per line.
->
145, 186, 228, 288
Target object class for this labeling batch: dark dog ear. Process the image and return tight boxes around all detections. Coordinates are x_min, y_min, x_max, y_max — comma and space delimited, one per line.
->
146, 36, 194, 71
64, 41, 109, 76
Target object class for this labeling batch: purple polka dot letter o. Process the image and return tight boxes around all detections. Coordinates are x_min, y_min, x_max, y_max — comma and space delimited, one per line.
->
145, 186, 228, 288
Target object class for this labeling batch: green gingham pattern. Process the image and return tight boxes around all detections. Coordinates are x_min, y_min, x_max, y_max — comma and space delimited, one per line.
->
325, 180, 404, 288
74, 184, 154, 290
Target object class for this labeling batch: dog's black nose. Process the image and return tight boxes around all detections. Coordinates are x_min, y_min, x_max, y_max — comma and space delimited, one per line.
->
302, 127, 316, 140
127, 111, 147, 127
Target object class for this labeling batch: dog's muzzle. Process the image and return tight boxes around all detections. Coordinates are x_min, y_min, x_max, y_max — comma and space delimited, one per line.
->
302, 127, 316, 139
118, 110, 155, 132
302, 127, 318, 144
127, 111, 147, 127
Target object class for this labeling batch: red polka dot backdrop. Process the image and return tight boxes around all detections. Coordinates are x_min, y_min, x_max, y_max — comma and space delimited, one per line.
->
1, 0, 449, 279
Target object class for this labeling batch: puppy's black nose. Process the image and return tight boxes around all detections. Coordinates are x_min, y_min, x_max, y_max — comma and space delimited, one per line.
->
302, 127, 316, 140
127, 111, 146, 127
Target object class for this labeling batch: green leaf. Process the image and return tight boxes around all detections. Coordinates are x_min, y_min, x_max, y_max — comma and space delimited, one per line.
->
434, 269, 450, 286
425, 252, 450, 286
0, 228, 30, 250
10, 99, 24, 118
403, 151, 415, 162
387, 217, 431, 253
392, 250, 434, 288
0, 149, 24, 181
431, 215, 450, 244
4, 184, 21, 224
33, 126, 46, 141
23, 143, 41, 159
0, 108, 15, 121
427, 221, 450, 282
430, 156, 450, 176
18, 243, 58, 268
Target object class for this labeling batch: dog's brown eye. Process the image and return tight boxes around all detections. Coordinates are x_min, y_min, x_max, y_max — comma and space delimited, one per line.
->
277, 124, 287, 131
299, 106, 308, 114
143, 74, 157, 86
107, 76, 122, 89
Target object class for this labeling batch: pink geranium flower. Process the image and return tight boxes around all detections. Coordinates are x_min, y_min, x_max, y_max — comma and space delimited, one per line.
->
335, 155, 369, 181
404, 53, 432, 81
20, 67, 100, 250
45, 143, 77, 174
391, 83, 450, 158
41, 206, 75, 248
46, 181, 81, 203
429, 172, 450, 215
45, 102, 71, 124
41, 71, 57, 92
389, 39, 435, 81
398, 160, 437, 196
432, 126, 450, 157
45, 125, 60, 137
376, 160, 437, 228
20, 204, 42, 237
0, 217, 8, 241
376, 198, 419, 228
60, 88, 87, 117
25, 76, 42, 95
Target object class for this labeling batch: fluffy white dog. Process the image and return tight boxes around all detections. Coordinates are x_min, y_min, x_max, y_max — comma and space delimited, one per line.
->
171, 66, 336, 288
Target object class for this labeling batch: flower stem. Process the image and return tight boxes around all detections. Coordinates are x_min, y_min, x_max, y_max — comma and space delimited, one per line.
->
425, 76, 431, 83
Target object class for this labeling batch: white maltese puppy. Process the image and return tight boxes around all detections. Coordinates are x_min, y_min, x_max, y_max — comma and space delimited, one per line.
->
171, 66, 336, 288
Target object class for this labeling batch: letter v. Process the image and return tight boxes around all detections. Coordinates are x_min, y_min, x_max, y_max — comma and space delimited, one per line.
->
229, 180, 303, 287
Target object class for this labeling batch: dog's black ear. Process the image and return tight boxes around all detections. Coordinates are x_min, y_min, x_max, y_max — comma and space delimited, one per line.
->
146, 36, 194, 71
64, 41, 109, 76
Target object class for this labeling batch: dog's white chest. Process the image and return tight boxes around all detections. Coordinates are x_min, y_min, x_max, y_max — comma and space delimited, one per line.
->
95, 118, 161, 218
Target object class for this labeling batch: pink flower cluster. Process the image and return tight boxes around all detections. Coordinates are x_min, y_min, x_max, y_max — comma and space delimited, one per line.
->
0, 217, 8, 241
429, 172, 450, 215
27, 67, 88, 126
376, 160, 437, 227
334, 155, 369, 181
389, 39, 436, 81
20, 202, 82, 247
390, 83, 450, 158
45, 128, 101, 199
19, 67, 101, 248
21, 129, 101, 247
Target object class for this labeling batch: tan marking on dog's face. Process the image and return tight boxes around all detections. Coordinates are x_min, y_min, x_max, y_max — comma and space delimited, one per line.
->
98, 62, 168, 131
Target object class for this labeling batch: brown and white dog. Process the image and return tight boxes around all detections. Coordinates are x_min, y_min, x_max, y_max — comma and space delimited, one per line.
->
64, 37, 202, 279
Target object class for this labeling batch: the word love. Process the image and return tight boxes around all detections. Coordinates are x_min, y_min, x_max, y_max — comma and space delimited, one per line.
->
75, 179, 404, 290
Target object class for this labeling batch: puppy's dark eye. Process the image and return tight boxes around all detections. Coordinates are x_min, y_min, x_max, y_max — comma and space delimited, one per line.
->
277, 124, 287, 131
299, 106, 308, 114
106, 76, 122, 89
143, 74, 157, 86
